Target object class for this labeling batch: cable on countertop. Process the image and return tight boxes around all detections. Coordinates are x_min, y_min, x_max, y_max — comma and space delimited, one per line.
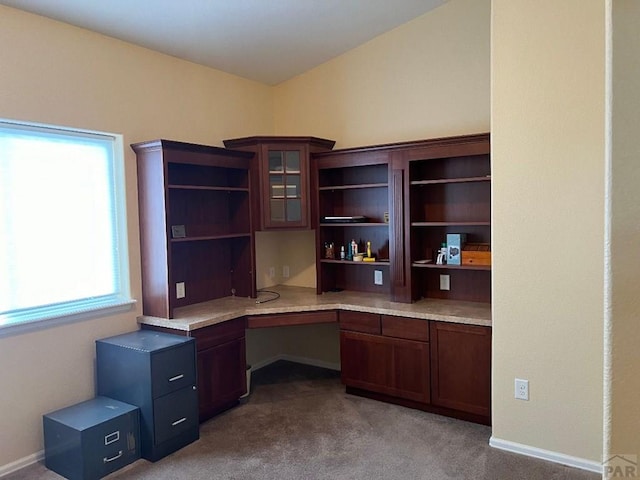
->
255, 289, 281, 304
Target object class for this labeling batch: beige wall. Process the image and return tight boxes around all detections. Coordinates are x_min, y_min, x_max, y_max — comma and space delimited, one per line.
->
491, 0, 605, 462
606, 0, 640, 458
255, 230, 316, 290
0, 5, 273, 468
273, 0, 490, 148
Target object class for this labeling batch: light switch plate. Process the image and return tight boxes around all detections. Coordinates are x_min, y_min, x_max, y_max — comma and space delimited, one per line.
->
439, 274, 450, 290
374, 270, 383, 285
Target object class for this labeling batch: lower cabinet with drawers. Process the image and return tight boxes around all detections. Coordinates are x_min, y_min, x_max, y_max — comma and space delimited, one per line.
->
339, 311, 491, 425
340, 312, 430, 404
96, 331, 199, 462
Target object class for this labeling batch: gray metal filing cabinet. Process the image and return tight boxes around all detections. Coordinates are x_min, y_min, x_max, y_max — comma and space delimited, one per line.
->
96, 330, 199, 462
43, 396, 140, 480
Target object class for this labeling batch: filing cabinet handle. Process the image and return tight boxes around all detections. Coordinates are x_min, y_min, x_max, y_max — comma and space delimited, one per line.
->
103, 451, 123, 463
172, 417, 187, 426
168, 374, 184, 382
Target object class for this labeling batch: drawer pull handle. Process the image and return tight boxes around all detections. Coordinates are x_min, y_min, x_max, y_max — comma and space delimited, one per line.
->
168, 374, 184, 382
103, 451, 123, 463
172, 417, 187, 427
104, 431, 120, 445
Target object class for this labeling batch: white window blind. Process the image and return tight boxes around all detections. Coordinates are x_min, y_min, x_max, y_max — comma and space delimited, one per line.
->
0, 120, 133, 334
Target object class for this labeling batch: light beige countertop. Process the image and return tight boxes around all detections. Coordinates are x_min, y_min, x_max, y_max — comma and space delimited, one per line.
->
137, 285, 492, 331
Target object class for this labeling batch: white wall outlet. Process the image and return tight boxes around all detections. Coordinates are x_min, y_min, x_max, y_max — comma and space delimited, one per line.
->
282, 265, 290, 278
439, 274, 450, 291
374, 270, 383, 285
176, 282, 185, 299
515, 378, 529, 401
269, 266, 276, 278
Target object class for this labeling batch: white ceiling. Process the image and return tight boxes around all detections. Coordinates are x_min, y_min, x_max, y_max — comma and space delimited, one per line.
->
0, 0, 446, 85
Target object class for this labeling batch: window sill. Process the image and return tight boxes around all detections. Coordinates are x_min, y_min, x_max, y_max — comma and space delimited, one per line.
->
0, 299, 137, 338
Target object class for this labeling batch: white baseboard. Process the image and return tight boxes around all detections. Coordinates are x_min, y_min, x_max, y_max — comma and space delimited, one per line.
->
250, 354, 340, 372
489, 436, 602, 474
0, 450, 43, 478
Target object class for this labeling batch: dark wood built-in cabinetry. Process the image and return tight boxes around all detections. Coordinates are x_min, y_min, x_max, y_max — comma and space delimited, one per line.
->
189, 318, 247, 421
132, 133, 492, 428
223, 136, 335, 230
311, 133, 491, 304
405, 134, 491, 303
313, 149, 391, 295
132, 139, 255, 319
340, 312, 430, 404
430, 321, 491, 418
340, 313, 491, 424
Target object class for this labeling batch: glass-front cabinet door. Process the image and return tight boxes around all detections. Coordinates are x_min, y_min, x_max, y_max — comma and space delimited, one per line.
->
268, 150, 301, 222
222, 136, 335, 231
264, 146, 307, 228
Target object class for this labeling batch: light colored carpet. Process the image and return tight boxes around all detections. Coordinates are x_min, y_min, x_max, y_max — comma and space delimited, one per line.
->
8, 361, 599, 480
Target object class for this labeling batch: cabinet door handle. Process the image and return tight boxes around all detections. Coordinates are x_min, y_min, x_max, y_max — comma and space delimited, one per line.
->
168, 374, 184, 382
171, 417, 187, 427
103, 451, 123, 463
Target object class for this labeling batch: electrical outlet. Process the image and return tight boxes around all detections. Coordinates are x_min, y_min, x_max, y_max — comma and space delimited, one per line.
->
515, 378, 529, 401
269, 266, 275, 278
176, 282, 185, 299
282, 265, 290, 278
374, 270, 383, 285
439, 274, 450, 291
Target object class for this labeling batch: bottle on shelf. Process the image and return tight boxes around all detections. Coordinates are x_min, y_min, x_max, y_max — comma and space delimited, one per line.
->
340, 246, 345, 260
436, 242, 447, 265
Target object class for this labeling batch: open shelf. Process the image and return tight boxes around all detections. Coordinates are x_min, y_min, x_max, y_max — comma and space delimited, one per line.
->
312, 133, 491, 304
411, 222, 491, 227
321, 259, 390, 266
315, 158, 390, 295
170, 233, 251, 243
319, 182, 388, 191
411, 262, 490, 271
168, 184, 249, 192
133, 139, 255, 318
410, 176, 490, 186
320, 222, 389, 228
407, 137, 491, 304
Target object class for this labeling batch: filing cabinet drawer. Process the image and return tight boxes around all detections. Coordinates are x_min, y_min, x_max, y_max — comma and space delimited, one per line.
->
153, 386, 199, 445
151, 342, 196, 398
43, 397, 140, 480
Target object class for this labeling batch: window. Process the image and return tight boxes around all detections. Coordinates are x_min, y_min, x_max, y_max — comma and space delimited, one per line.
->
0, 119, 133, 335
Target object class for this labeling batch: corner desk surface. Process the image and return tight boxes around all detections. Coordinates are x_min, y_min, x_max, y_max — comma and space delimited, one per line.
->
137, 286, 491, 331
